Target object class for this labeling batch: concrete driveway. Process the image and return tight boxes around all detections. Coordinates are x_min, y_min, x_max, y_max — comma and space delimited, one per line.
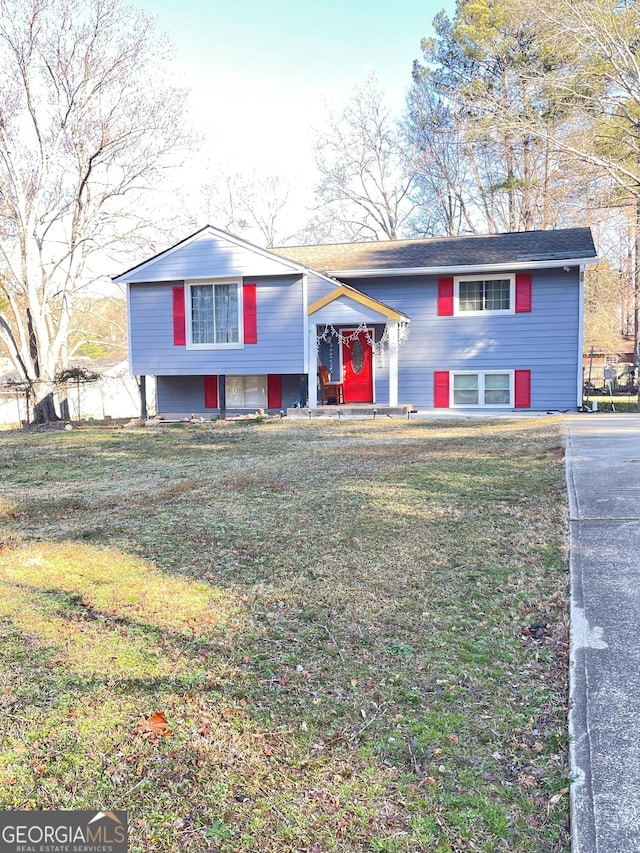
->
566, 413, 640, 852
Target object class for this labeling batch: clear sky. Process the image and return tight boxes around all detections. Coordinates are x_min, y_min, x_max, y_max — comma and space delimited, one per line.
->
134, 0, 456, 225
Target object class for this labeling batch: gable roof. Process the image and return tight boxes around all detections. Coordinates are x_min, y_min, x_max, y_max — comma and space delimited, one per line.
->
111, 224, 411, 322
272, 228, 598, 276
308, 284, 407, 321
113, 225, 309, 284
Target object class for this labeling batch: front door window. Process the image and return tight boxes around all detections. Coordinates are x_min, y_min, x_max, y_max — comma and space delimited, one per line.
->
351, 339, 365, 374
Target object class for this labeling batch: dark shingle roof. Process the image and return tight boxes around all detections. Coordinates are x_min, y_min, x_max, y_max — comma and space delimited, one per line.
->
271, 228, 596, 273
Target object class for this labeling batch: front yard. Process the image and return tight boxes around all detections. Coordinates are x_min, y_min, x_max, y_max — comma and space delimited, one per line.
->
0, 416, 570, 852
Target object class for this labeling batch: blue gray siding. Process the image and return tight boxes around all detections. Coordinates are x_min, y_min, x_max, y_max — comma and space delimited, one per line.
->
129, 276, 306, 375
307, 271, 341, 304
156, 374, 302, 417
347, 267, 581, 410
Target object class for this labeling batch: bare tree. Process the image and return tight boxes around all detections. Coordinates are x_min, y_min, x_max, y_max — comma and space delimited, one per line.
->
69, 295, 128, 360
530, 0, 640, 194
584, 261, 630, 356
527, 0, 640, 390
193, 170, 297, 248
0, 0, 190, 421
403, 75, 479, 236
311, 75, 415, 242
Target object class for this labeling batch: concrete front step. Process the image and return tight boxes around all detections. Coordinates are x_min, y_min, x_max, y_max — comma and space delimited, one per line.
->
286, 405, 415, 419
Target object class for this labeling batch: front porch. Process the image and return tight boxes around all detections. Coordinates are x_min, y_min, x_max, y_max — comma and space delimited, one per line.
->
307, 284, 410, 410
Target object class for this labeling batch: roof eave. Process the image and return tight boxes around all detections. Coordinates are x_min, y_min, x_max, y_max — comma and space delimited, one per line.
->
326, 256, 599, 278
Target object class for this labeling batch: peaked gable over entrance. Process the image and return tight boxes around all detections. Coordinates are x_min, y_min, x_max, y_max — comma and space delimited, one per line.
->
308, 284, 405, 321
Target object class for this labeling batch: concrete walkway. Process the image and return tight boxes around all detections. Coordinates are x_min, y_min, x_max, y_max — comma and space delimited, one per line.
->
566, 413, 640, 852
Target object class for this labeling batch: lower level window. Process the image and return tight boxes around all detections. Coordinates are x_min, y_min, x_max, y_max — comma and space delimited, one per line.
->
226, 375, 266, 408
452, 372, 512, 406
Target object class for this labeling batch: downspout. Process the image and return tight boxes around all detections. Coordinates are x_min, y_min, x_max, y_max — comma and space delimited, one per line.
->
577, 265, 585, 409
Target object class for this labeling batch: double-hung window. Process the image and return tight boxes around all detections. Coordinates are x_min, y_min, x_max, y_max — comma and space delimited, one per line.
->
456, 276, 514, 314
452, 371, 512, 407
187, 279, 241, 347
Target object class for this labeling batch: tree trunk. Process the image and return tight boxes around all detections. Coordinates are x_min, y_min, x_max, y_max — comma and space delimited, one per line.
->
33, 392, 60, 424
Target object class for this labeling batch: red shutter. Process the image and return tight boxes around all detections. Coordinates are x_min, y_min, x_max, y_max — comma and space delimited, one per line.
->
437, 278, 454, 316
514, 370, 531, 408
267, 374, 282, 409
204, 375, 218, 408
434, 370, 450, 408
515, 273, 532, 313
243, 283, 257, 344
173, 285, 186, 345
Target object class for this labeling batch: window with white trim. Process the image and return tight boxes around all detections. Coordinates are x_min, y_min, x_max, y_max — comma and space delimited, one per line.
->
187, 279, 241, 347
455, 275, 514, 314
452, 371, 513, 406
226, 375, 266, 408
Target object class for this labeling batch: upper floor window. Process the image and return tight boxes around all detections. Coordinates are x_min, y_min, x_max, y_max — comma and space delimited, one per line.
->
455, 276, 514, 315
187, 280, 241, 347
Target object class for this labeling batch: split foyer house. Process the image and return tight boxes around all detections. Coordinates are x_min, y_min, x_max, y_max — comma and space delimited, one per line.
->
114, 225, 597, 416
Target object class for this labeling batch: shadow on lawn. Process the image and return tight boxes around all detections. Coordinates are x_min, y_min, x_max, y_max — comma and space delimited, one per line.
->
0, 541, 412, 851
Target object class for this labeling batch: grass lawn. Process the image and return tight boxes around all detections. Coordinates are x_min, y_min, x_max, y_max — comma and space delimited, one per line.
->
583, 394, 639, 412
0, 416, 570, 852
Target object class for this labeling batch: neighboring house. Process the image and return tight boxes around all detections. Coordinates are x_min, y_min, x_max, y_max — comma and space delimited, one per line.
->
56, 359, 155, 421
583, 340, 637, 396
0, 359, 152, 425
114, 225, 597, 416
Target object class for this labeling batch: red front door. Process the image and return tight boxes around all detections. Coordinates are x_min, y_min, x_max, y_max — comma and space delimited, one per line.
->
341, 330, 373, 403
